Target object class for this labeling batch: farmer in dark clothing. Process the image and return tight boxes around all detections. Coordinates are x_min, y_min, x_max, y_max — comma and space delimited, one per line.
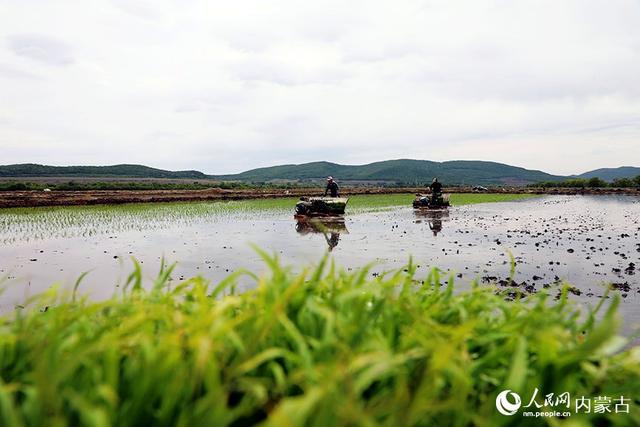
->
429, 178, 443, 196
429, 178, 443, 205
325, 176, 339, 197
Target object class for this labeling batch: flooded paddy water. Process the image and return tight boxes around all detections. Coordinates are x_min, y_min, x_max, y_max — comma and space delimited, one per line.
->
1, 194, 639, 336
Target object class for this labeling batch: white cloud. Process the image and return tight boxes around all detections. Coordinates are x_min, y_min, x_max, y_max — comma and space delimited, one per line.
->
7, 34, 74, 66
0, 0, 639, 175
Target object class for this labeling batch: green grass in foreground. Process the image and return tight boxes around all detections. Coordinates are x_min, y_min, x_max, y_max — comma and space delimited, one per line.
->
0, 253, 638, 426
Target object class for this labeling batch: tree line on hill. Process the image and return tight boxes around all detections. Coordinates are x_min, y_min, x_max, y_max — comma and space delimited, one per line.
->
0, 180, 433, 192
0, 181, 309, 191
2, 176, 639, 192
531, 176, 640, 188
0, 164, 207, 179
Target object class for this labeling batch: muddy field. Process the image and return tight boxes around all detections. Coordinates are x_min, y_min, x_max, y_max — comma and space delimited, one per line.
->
1, 194, 638, 336
1, 186, 638, 208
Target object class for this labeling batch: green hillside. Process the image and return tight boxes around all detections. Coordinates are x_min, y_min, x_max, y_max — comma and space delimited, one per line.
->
214, 159, 564, 185
0, 164, 207, 179
6, 160, 635, 186
576, 166, 640, 182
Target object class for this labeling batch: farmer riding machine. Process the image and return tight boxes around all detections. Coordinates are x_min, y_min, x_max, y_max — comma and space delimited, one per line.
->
412, 192, 450, 209
294, 197, 349, 217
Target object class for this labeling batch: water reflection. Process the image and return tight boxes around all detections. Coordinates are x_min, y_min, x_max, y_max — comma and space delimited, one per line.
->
295, 218, 348, 251
413, 209, 450, 236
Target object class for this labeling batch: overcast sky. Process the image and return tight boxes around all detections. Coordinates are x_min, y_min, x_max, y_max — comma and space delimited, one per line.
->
1, 0, 639, 175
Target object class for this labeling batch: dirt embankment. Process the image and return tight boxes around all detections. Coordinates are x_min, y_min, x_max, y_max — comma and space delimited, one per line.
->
0, 187, 638, 209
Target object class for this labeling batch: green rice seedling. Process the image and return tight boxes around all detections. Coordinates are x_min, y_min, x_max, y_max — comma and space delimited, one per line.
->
0, 252, 637, 426
347, 193, 537, 212
0, 194, 535, 243
448, 193, 538, 206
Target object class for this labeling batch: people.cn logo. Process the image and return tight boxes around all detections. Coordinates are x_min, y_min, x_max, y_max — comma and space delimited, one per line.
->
496, 390, 522, 416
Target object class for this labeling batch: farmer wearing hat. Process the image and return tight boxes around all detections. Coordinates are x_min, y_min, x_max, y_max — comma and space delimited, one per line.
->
430, 178, 442, 196
324, 176, 339, 197
429, 178, 443, 203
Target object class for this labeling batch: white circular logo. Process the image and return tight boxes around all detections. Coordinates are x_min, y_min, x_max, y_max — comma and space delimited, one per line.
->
496, 390, 522, 416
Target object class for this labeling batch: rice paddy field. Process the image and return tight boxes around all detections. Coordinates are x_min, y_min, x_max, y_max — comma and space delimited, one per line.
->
1, 193, 639, 425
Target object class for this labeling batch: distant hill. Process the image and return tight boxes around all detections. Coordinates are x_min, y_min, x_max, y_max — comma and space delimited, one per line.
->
0, 164, 207, 179
5, 161, 637, 186
213, 159, 565, 185
576, 167, 640, 182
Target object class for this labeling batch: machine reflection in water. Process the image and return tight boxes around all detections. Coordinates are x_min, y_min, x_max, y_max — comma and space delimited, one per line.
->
295, 218, 349, 251
413, 209, 450, 236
